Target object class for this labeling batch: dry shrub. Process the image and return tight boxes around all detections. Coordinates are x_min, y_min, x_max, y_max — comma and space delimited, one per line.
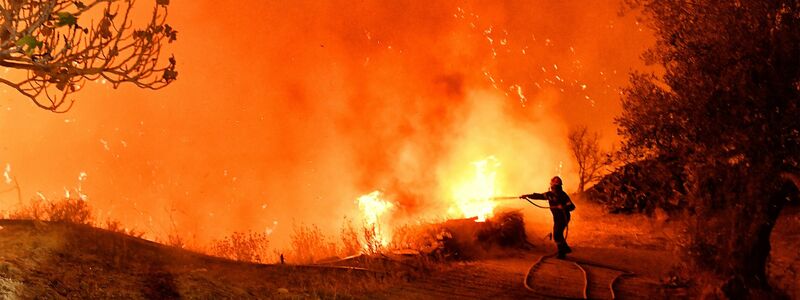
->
339, 217, 362, 256
390, 223, 453, 259
210, 231, 271, 263
10, 197, 94, 225
166, 233, 186, 249
389, 211, 530, 260
289, 222, 338, 264
10, 197, 150, 240
103, 219, 145, 238
476, 210, 528, 248
7, 198, 47, 221
47, 198, 92, 224
362, 223, 383, 255
340, 217, 392, 256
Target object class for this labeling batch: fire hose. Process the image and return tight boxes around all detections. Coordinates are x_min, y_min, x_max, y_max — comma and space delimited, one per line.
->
491, 196, 551, 209
494, 195, 635, 299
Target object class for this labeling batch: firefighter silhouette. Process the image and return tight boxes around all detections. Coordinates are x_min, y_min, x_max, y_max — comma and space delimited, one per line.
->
521, 176, 576, 258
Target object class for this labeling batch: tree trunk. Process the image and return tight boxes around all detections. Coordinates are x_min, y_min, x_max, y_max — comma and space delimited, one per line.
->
687, 165, 787, 298
717, 203, 782, 298
578, 170, 586, 193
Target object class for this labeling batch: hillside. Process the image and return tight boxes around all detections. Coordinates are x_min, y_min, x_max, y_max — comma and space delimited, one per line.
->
0, 219, 390, 299
1, 203, 797, 299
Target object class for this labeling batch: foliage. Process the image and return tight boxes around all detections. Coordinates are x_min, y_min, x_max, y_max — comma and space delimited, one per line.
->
0, 0, 177, 112
619, 0, 800, 163
618, 0, 800, 295
209, 231, 271, 263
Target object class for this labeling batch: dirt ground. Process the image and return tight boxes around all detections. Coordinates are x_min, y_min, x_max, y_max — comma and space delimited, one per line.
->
374, 197, 799, 299
0, 200, 797, 299
367, 199, 685, 299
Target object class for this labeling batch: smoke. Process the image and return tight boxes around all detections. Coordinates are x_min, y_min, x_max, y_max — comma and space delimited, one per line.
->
0, 0, 651, 247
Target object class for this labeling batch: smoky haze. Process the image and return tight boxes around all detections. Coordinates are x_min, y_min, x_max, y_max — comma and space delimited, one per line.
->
0, 0, 651, 246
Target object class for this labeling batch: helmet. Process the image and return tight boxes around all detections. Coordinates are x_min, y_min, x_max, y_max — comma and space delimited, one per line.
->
550, 176, 563, 187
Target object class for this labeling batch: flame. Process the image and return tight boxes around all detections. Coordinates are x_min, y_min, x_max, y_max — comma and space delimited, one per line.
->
450, 156, 501, 222
356, 191, 394, 246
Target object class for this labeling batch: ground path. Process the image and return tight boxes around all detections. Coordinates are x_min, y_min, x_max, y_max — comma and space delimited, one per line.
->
371, 246, 679, 299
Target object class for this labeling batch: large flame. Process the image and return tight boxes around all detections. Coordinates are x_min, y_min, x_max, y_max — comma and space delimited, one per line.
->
449, 156, 501, 222
356, 191, 394, 246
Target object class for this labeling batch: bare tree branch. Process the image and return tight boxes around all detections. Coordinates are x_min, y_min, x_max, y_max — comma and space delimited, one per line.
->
568, 125, 608, 192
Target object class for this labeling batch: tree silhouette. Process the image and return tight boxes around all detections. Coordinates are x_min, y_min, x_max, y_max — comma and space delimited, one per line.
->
568, 125, 606, 193
0, 0, 177, 112
618, 0, 799, 296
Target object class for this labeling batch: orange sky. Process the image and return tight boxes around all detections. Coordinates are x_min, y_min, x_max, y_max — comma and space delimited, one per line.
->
0, 0, 652, 246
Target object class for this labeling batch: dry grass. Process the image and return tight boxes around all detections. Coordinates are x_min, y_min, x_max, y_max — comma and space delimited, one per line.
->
3, 196, 483, 274
362, 223, 384, 255
102, 219, 145, 238
6, 197, 150, 239
288, 222, 339, 264
339, 217, 362, 256
209, 231, 271, 263
0, 198, 416, 297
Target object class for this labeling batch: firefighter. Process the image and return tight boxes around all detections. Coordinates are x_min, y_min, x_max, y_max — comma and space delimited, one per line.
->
520, 176, 576, 259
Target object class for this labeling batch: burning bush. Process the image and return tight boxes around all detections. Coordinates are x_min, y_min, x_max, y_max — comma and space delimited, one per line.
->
476, 210, 528, 248
389, 210, 529, 260
440, 210, 529, 259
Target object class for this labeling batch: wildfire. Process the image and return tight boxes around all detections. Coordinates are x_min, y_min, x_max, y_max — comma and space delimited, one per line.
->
356, 191, 394, 246
450, 156, 501, 222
